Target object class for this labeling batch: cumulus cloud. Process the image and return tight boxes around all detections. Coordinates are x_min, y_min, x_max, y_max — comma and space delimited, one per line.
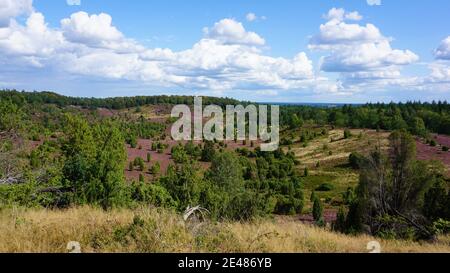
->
0, 0, 33, 27
367, 0, 382, 6
324, 8, 362, 22
203, 18, 265, 46
0, 5, 317, 93
61, 12, 122, 44
2, 2, 445, 99
309, 8, 418, 93
434, 36, 450, 60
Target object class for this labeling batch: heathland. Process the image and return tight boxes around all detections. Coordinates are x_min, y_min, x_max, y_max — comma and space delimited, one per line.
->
0, 90, 449, 253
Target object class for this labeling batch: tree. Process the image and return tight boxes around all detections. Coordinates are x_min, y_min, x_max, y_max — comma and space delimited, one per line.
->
312, 197, 324, 225
349, 152, 363, 169
333, 206, 347, 233
134, 157, 145, 172
208, 152, 244, 191
160, 162, 203, 210
151, 162, 161, 176
344, 129, 352, 139
423, 177, 449, 221
289, 114, 304, 129
0, 99, 24, 134
147, 153, 152, 162
348, 130, 439, 239
62, 115, 127, 209
201, 141, 216, 162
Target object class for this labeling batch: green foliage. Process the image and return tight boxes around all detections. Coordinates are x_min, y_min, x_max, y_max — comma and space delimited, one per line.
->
347, 130, 444, 239
151, 162, 161, 176
61, 115, 127, 209
310, 191, 316, 202
0, 98, 24, 133
348, 152, 363, 169
423, 177, 449, 221
315, 183, 335, 192
312, 197, 324, 225
344, 129, 352, 139
133, 157, 145, 172
201, 141, 216, 162
432, 219, 450, 235
171, 145, 189, 164
304, 167, 309, 177
333, 207, 347, 233
160, 162, 203, 210
289, 114, 304, 129
130, 181, 177, 208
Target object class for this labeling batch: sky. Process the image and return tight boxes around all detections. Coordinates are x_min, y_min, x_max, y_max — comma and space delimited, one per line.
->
0, 0, 449, 103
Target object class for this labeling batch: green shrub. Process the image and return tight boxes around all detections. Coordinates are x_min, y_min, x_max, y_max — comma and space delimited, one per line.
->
316, 183, 334, 192
312, 198, 324, 224
430, 139, 437, 147
344, 129, 352, 139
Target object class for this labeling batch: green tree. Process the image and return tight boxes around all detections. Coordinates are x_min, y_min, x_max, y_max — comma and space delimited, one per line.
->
151, 162, 161, 176
312, 197, 324, 225
62, 115, 127, 209
207, 152, 244, 191
201, 141, 216, 162
349, 130, 438, 239
333, 206, 347, 233
160, 162, 203, 209
289, 114, 304, 129
134, 157, 145, 172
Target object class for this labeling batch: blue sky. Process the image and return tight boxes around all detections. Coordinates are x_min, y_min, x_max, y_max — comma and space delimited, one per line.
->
0, 0, 450, 102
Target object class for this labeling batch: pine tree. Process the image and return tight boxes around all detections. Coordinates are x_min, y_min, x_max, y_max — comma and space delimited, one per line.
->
312, 197, 324, 224
333, 206, 347, 233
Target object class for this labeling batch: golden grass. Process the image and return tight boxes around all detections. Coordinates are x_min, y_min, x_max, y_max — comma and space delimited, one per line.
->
0, 206, 449, 253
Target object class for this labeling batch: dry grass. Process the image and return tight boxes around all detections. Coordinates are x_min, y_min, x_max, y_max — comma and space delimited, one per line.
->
0, 206, 449, 253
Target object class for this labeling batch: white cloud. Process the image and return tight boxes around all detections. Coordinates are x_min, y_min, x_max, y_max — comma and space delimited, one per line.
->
0, 7, 316, 92
0, 0, 33, 27
61, 12, 121, 44
367, 0, 382, 6
324, 8, 362, 23
434, 36, 450, 60
308, 8, 421, 94
0, 12, 65, 65
66, 0, 81, 6
203, 18, 265, 46
246, 13, 257, 22
1, 2, 446, 100
310, 8, 418, 86
246, 12, 266, 22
